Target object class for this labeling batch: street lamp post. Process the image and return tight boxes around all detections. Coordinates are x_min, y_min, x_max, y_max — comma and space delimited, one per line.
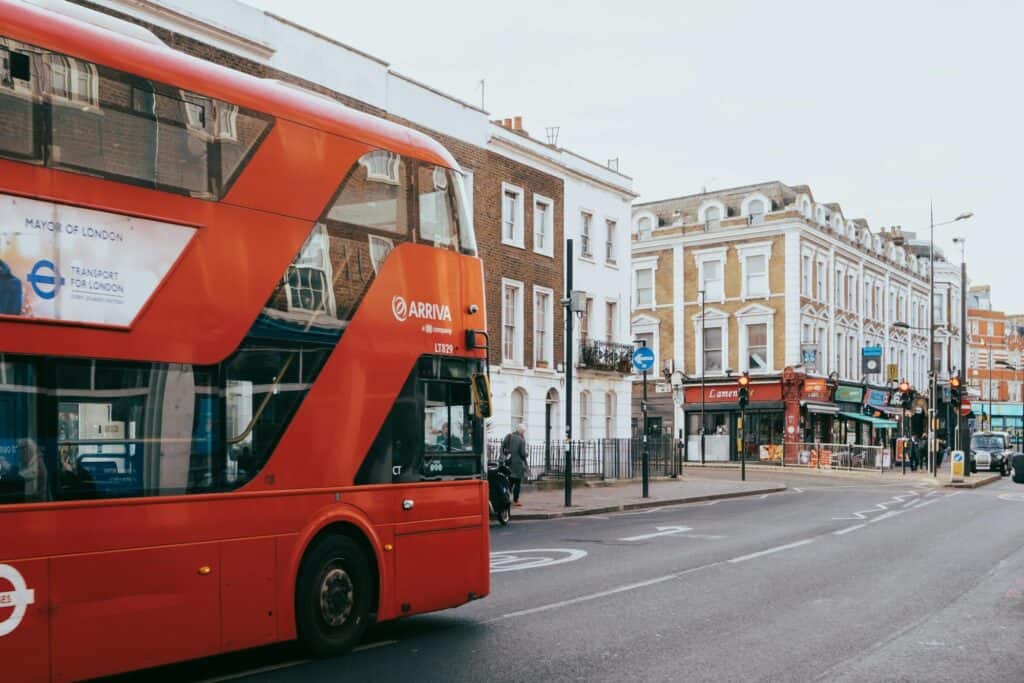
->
925, 208, 973, 476
699, 289, 706, 466
562, 239, 586, 507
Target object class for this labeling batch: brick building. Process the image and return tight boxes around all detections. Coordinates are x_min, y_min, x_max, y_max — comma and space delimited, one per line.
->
966, 294, 1023, 439
631, 181, 956, 463
70, 0, 634, 449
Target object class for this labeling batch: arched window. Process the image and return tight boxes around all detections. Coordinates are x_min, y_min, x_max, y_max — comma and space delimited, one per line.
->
605, 391, 617, 438
511, 387, 527, 431
705, 205, 721, 228
579, 390, 591, 440
747, 199, 765, 224
637, 216, 652, 240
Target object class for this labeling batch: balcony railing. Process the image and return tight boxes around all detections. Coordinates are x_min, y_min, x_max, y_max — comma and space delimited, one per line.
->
579, 339, 634, 373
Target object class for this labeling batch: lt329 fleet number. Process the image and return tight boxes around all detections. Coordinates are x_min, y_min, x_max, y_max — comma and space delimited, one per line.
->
434, 342, 454, 354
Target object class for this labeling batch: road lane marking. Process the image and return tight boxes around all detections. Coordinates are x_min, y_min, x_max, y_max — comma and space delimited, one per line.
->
727, 539, 815, 564
793, 488, 804, 493
487, 560, 726, 622
868, 509, 905, 524
833, 524, 867, 535
616, 506, 665, 516
490, 548, 587, 573
199, 660, 311, 683
353, 639, 398, 652
619, 526, 693, 542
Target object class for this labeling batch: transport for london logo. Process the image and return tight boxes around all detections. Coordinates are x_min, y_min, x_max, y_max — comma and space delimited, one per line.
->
27, 259, 64, 300
0, 564, 35, 637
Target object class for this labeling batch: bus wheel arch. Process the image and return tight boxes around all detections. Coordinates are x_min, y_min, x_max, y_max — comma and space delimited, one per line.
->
295, 522, 380, 656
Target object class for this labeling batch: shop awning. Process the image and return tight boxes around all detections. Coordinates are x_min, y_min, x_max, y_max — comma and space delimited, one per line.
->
873, 405, 903, 417
802, 401, 839, 415
838, 412, 898, 429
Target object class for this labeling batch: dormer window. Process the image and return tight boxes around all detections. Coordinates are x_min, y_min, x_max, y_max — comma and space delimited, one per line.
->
816, 206, 828, 226
705, 205, 721, 229
799, 196, 812, 218
637, 216, 652, 240
747, 199, 765, 225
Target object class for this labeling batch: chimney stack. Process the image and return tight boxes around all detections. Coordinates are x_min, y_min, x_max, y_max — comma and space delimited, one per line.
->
513, 116, 522, 130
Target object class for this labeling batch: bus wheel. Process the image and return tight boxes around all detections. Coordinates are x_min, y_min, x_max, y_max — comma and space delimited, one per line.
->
297, 534, 372, 657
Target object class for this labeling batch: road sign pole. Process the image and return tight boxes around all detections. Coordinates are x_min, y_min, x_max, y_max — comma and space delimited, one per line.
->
642, 368, 649, 498
631, 343, 655, 499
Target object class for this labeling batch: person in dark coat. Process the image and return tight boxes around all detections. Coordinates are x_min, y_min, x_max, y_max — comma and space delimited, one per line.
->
0, 260, 23, 316
502, 423, 529, 506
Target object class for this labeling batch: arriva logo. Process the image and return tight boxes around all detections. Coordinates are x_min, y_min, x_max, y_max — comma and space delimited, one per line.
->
391, 295, 452, 323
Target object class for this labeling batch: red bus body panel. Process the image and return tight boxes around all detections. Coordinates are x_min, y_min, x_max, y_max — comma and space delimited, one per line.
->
0, 1, 490, 680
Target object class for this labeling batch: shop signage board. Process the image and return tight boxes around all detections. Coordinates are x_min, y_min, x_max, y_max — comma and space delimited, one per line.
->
684, 382, 783, 404
886, 363, 899, 382
865, 389, 889, 408
862, 346, 883, 375
802, 378, 830, 401
834, 385, 865, 403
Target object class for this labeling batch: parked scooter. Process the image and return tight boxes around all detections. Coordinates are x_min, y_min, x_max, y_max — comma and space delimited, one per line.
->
487, 459, 513, 525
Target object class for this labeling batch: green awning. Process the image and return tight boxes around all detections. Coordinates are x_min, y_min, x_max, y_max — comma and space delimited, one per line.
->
838, 412, 898, 429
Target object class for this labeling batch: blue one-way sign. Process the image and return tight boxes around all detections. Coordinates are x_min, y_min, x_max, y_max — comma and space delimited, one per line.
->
632, 346, 655, 372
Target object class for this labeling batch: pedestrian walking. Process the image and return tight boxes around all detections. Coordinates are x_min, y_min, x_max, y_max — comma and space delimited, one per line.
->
502, 423, 529, 507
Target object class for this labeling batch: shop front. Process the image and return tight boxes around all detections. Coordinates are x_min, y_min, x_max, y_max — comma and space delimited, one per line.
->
683, 380, 784, 462
834, 384, 868, 445
800, 377, 839, 444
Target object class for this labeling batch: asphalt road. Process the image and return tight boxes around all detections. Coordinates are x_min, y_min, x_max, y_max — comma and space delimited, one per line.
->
120, 471, 1024, 683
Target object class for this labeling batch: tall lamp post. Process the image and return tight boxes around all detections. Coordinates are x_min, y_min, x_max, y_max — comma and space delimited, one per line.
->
952, 236, 968, 455
996, 360, 1023, 453
562, 238, 586, 507
699, 289, 706, 466
926, 208, 973, 475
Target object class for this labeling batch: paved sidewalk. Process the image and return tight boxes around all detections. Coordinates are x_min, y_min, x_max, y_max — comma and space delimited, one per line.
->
511, 477, 786, 520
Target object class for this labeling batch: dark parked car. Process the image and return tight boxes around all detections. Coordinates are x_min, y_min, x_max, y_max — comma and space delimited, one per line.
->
970, 432, 1012, 476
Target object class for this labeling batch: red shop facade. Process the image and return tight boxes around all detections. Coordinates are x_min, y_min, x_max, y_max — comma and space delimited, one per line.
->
682, 379, 785, 462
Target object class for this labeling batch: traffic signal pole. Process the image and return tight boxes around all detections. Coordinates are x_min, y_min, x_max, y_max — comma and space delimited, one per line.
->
738, 372, 750, 482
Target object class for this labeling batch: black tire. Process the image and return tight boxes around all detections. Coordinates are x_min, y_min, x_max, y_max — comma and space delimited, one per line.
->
296, 534, 373, 657
498, 504, 511, 525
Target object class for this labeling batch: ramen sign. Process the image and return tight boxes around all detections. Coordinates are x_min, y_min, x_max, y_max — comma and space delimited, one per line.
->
684, 381, 782, 404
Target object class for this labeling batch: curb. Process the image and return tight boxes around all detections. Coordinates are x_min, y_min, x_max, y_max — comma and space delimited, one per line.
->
510, 484, 787, 520
940, 473, 1003, 489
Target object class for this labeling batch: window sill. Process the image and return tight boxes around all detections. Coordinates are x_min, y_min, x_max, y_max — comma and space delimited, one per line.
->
501, 238, 526, 249
579, 254, 596, 264
533, 247, 554, 258
605, 261, 619, 270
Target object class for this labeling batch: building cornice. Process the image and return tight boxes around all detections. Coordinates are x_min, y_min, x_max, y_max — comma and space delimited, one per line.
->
97, 0, 277, 61
488, 133, 637, 200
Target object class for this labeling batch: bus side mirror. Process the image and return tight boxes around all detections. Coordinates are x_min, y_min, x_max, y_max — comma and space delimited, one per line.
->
471, 373, 492, 419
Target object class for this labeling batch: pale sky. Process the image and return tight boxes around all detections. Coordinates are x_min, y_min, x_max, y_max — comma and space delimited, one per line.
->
246, 0, 1022, 312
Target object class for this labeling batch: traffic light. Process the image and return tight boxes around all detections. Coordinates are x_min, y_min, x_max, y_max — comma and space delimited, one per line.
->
738, 372, 750, 409
949, 374, 962, 407
898, 380, 913, 410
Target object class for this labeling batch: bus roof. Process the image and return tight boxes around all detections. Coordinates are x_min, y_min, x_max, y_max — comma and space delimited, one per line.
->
1, 0, 459, 171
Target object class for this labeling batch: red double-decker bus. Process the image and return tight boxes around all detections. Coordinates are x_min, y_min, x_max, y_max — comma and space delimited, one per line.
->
0, 1, 492, 680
